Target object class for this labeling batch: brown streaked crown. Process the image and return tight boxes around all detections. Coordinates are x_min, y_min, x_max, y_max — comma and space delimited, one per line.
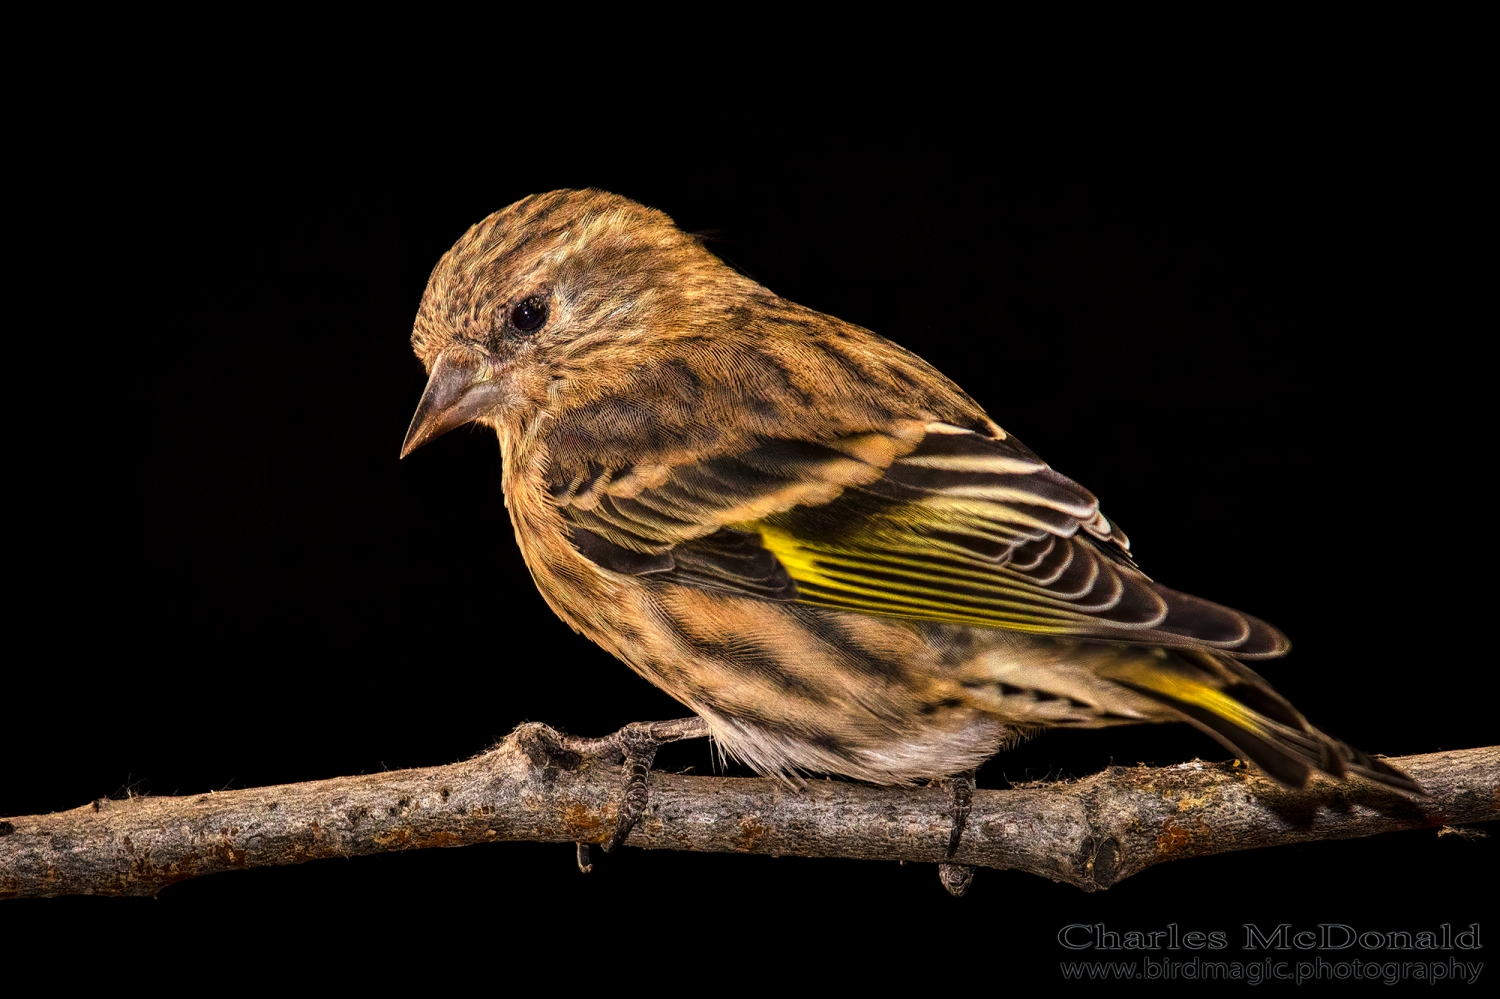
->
411, 189, 758, 365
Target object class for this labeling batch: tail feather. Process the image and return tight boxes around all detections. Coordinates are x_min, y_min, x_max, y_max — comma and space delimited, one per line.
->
1106, 652, 1422, 794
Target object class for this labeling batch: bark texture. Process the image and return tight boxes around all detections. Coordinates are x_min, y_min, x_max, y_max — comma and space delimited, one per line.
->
2, 725, 1494, 899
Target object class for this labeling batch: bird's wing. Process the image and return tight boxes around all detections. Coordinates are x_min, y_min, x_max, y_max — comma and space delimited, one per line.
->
549, 420, 1288, 659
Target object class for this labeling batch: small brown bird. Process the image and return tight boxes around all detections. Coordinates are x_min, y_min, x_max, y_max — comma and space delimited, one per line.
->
401, 190, 1415, 864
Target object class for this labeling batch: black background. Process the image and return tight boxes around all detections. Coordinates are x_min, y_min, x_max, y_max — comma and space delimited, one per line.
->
7, 78, 1493, 965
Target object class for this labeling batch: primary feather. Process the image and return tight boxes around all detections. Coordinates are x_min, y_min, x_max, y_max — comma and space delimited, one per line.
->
405, 189, 1417, 793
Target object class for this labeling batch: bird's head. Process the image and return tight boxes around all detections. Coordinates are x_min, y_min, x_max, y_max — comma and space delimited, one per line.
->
401, 189, 755, 458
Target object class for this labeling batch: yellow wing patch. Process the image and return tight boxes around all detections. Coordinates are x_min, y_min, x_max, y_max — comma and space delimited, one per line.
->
754, 522, 1114, 635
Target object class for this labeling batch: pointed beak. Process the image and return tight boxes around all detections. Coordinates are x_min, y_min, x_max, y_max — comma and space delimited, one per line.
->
400, 351, 506, 458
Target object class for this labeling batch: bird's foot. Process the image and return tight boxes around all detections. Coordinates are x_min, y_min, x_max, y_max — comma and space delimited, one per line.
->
937, 862, 974, 896
545, 717, 710, 856
934, 771, 976, 897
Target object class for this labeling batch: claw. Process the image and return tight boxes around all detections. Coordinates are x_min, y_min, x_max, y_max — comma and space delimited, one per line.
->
937, 862, 974, 896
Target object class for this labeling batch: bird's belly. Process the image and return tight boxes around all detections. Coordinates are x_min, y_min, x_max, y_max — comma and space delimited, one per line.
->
572, 578, 1040, 784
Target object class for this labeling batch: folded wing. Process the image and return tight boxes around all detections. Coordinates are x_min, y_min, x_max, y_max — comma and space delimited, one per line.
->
549, 420, 1289, 659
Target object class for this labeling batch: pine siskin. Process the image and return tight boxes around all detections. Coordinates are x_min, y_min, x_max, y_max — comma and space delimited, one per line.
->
401, 189, 1415, 802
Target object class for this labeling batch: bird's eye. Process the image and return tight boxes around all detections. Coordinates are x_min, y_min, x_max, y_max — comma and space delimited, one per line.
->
510, 296, 549, 333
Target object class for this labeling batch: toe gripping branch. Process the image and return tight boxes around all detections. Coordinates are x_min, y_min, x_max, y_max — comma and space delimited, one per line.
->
936, 772, 976, 897
545, 718, 979, 894
548, 717, 710, 869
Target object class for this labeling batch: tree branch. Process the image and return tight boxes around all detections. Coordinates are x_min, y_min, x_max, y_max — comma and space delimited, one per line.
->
2, 723, 1494, 899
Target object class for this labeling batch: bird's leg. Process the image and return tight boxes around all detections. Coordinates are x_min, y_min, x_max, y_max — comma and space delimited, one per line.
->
934, 770, 977, 897
546, 717, 710, 855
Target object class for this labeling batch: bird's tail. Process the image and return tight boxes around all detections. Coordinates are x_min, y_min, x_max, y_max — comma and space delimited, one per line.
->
1102, 649, 1421, 793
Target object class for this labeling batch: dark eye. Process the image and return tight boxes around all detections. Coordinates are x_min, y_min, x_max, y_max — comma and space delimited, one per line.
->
510, 296, 549, 333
